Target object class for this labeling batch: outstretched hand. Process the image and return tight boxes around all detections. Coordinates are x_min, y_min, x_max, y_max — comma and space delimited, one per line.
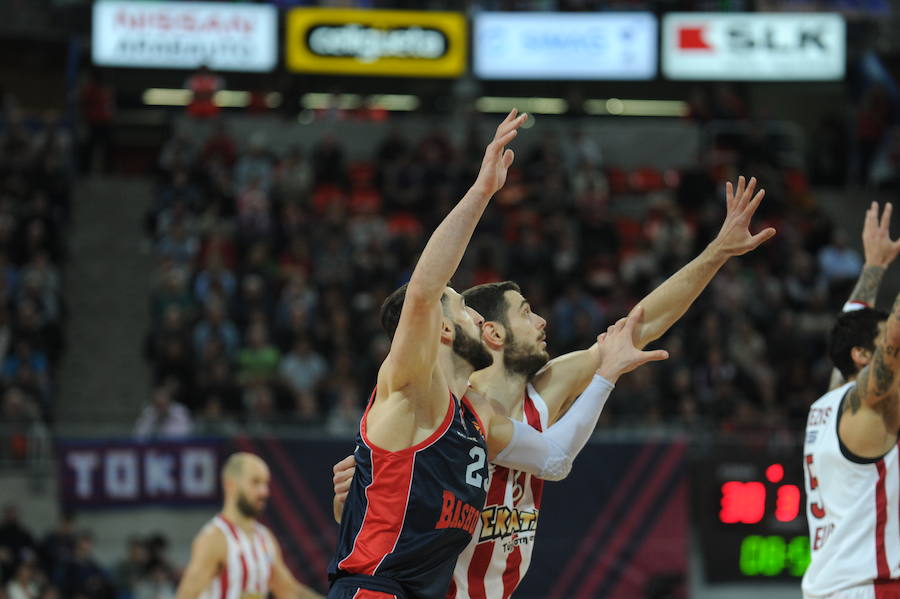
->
595, 306, 669, 383
862, 201, 900, 267
472, 109, 529, 197
710, 176, 777, 257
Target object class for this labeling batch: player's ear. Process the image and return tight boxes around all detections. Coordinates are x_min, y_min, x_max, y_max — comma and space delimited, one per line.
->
851, 346, 873, 369
481, 321, 505, 350
439, 315, 454, 346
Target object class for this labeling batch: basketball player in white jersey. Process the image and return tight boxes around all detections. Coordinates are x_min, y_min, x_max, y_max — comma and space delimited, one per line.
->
175, 453, 322, 599
335, 175, 776, 598
804, 201, 900, 599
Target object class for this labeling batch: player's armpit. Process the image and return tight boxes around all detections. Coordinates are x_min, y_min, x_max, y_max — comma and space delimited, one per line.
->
174, 527, 227, 599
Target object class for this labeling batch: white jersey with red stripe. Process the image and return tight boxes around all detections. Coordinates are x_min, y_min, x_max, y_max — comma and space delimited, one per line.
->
803, 382, 900, 598
448, 384, 549, 599
199, 515, 277, 599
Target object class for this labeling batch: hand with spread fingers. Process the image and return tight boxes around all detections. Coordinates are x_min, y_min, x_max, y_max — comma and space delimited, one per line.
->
472, 108, 528, 197
710, 176, 777, 257
861, 201, 900, 268
595, 307, 669, 383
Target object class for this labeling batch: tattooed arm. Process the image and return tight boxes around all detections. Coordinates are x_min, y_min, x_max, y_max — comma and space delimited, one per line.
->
846, 291, 900, 413
829, 202, 900, 390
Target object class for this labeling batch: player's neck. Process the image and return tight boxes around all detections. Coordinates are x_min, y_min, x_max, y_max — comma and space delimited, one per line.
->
469, 359, 529, 417
221, 506, 256, 533
439, 346, 474, 399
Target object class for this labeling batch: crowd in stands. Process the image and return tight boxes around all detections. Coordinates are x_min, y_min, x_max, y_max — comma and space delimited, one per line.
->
0, 95, 71, 461
0, 507, 180, 599
138, 109, 857, 440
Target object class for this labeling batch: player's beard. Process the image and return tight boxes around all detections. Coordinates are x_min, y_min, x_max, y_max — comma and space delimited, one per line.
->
236, 492, 263, 519
503, 330, 550, 379
453, 324, 493, 371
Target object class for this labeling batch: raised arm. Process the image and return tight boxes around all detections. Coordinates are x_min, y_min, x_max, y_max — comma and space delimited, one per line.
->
174, 528, 226, 599
479, 308, 668, 480
379, 110, 527, 394
535, 176, 775, 422
829, 201, 900, 390
847, 291, 900, 414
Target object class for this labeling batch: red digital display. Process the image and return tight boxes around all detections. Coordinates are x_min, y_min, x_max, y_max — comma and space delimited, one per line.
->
776, 485, 801, 522
720, 481, 766, 524
718, 463, 802, 525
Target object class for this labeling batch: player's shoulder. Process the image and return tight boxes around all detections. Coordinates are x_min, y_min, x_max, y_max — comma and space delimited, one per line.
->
197, 519, 227, 543
812, 382, 855, 411
191, 520, 228, 560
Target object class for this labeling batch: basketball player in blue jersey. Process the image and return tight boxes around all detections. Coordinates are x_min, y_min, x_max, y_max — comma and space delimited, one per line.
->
327, 111, 669, 599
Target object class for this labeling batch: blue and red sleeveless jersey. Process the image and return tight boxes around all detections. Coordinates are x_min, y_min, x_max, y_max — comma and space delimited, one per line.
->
329, 390, 489, 599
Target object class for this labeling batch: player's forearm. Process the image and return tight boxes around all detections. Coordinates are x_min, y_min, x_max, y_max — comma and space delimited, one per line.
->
493, 375, 614, 481
847, 265, 886, 307
532, 347, 601, 422
634, 243, 729, 348
407, 185, 493, 302
174, 581, 205, 599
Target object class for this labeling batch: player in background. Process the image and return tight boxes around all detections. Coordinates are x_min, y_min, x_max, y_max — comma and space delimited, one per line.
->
803, 201, 900, 599
334, 175, 776, 599
328, 110, 668, 599
174, 452, 322, 599
828, 202, 900, 390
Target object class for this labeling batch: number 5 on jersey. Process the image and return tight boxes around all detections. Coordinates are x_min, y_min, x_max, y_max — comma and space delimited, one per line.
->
805, 455, 826, 518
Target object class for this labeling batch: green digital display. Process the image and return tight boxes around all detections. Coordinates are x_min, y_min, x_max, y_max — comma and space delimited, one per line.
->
739, 535, 810, 577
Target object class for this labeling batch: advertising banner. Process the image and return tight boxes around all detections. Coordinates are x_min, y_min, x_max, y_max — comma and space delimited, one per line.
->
92, 1, 278, 72
235, 438, 689, 597
57, 437, 688, 596
57, 439, 225, 508
285, 8, 467, 77
474, 12, 657, 80
662, 13, 845, 80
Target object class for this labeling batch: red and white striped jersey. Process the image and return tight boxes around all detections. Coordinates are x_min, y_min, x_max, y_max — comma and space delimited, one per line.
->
803, 382, 900, 598
448, 384, 549, 599
199, 515, 277, 599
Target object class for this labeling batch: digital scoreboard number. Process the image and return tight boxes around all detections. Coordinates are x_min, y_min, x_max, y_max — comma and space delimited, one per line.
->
691, 451, 810, 582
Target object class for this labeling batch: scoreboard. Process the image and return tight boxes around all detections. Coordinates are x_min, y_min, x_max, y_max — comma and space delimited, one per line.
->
692, 449, 810, 582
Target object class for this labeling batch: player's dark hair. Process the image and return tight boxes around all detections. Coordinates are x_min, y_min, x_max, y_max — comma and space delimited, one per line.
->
829, 307, 888, 379
462, 281, 522, 327
380, 283, 450, 340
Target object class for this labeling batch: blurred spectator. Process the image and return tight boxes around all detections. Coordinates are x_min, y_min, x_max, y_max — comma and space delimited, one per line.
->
237, 323, 280, 386
79, 70, 115, 174
279, 337, 327, 416
818, 230, 863, 286
7, 560, 39, 599
132, 564, 174, 599
0, 506, 35, 581
52, 533, 113, 599
192, 298, 239, 360
133, 383, 193, 440
38, 513, 76, 578
111, 537, 148, 599
185, 66, 223, 120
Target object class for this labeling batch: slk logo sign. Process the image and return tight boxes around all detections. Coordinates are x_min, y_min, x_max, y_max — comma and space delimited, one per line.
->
663, 13, 845, 80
